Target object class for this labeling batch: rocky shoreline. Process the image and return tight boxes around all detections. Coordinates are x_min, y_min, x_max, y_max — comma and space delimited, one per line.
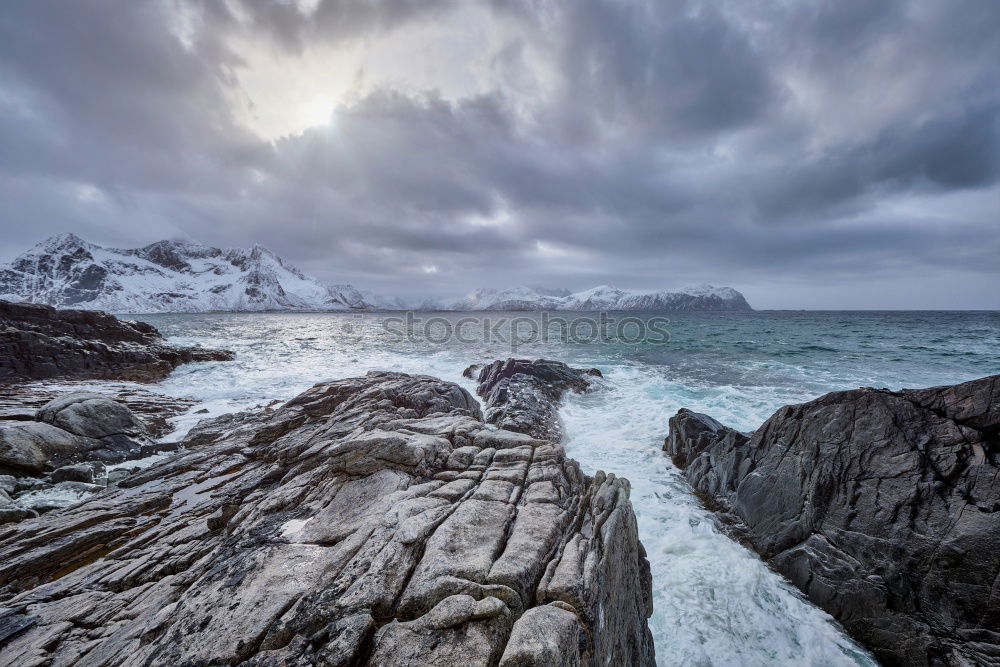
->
0, 301, 235, 527
0, 299, 233, 382
665, 375, 1000, 666
1, 297, 996, 666
0, 365, 655, 665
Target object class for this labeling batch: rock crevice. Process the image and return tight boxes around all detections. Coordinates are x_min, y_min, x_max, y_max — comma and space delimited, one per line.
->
465, 358, 602, 441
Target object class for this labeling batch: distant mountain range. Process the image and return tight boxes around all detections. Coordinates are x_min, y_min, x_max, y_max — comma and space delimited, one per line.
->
0, 235, 753, 313
450, 285, 752, 312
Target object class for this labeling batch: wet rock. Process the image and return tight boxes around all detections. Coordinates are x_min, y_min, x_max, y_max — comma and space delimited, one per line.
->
85, 434, 146, 462
0, 422, 83, 474
51, 481, 101, 495
142, 441, 181, 457
0, 381, 196, 441
466, 358, 603, 441
0, 477, 15, 496
0, 408, 35, 422
17, 499, 65, 515
665, 375, 1000, 666
105, 468, 134, 486
0, 508, 34, 525
12, 478, 49, 494
0, 393, 156, 478
0, 299, 233, 382
14, 481, 103, 515
36, 393, 147, 440
50, 464, 95, 484
0, 370, 654, 665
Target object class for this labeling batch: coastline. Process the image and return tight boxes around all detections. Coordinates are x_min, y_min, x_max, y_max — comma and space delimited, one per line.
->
1, 304, 996, 664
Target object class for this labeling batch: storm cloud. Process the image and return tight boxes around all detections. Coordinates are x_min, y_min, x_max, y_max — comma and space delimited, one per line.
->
0, 0, 997, 308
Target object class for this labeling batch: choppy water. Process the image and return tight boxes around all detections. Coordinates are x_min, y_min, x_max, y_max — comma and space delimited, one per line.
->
129, 310, 998, 665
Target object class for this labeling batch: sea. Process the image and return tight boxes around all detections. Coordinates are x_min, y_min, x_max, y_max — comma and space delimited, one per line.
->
76, 311, 1000, 665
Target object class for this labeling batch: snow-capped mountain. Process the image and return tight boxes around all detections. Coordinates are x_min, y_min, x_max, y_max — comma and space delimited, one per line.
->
0, 234, 372, 313
445, 284, 752, 311
451, 287, 571, 311
358, 290, 412, 311
1, 235, 752, 313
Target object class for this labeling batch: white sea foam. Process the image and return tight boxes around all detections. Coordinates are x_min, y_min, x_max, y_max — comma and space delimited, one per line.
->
105, 451, 173, 473
560, 364, 875, 666
13, 484, 98, 510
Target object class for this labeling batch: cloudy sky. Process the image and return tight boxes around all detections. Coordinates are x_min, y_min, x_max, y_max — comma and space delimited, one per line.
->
1, 0, 998, 308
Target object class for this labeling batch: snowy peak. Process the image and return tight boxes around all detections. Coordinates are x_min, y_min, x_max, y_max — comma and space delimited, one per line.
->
37, 233, 91, 253
130, 240, 221, 273
0, 235, 371, 314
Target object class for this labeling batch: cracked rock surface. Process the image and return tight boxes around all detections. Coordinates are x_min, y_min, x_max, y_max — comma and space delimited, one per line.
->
664, 375, 1000, 666
0, 299, 234, 382
0, 370, 654, 666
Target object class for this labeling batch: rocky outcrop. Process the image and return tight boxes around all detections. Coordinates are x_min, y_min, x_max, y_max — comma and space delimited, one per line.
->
664, 375, 1000, 666
465, 358, 602, 441
0, 299, 233, 382
0, 371, 655, 665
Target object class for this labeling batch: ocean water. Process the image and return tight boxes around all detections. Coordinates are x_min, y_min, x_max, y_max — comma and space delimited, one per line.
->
130, 310, 998, 666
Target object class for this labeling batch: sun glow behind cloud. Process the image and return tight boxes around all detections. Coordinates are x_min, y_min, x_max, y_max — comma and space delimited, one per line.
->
225, 41, 359, 139
217, 3, 530, 141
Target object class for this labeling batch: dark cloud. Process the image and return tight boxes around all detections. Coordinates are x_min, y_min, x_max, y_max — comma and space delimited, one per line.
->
0, 0, 998, 308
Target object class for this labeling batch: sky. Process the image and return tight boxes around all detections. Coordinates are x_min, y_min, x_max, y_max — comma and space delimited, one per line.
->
0, 0, 998, 309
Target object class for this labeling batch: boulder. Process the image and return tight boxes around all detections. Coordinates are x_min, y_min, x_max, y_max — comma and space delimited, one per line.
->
37, 393, 147, 440
0, 299, 234, 382
665, 375, 1000, 666
0, 382, 197, 441
466, 358, 602, 441
0, 422, 83, 474
35, 394, 150, 464
0, 394, 159, 490
50, 464, 95, 485
499, 603, 582, 667
12, 478, 49, 494
0, 371, 655, 665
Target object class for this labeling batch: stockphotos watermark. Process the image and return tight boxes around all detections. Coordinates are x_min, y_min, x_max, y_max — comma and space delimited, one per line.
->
371, 312, 671, 350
